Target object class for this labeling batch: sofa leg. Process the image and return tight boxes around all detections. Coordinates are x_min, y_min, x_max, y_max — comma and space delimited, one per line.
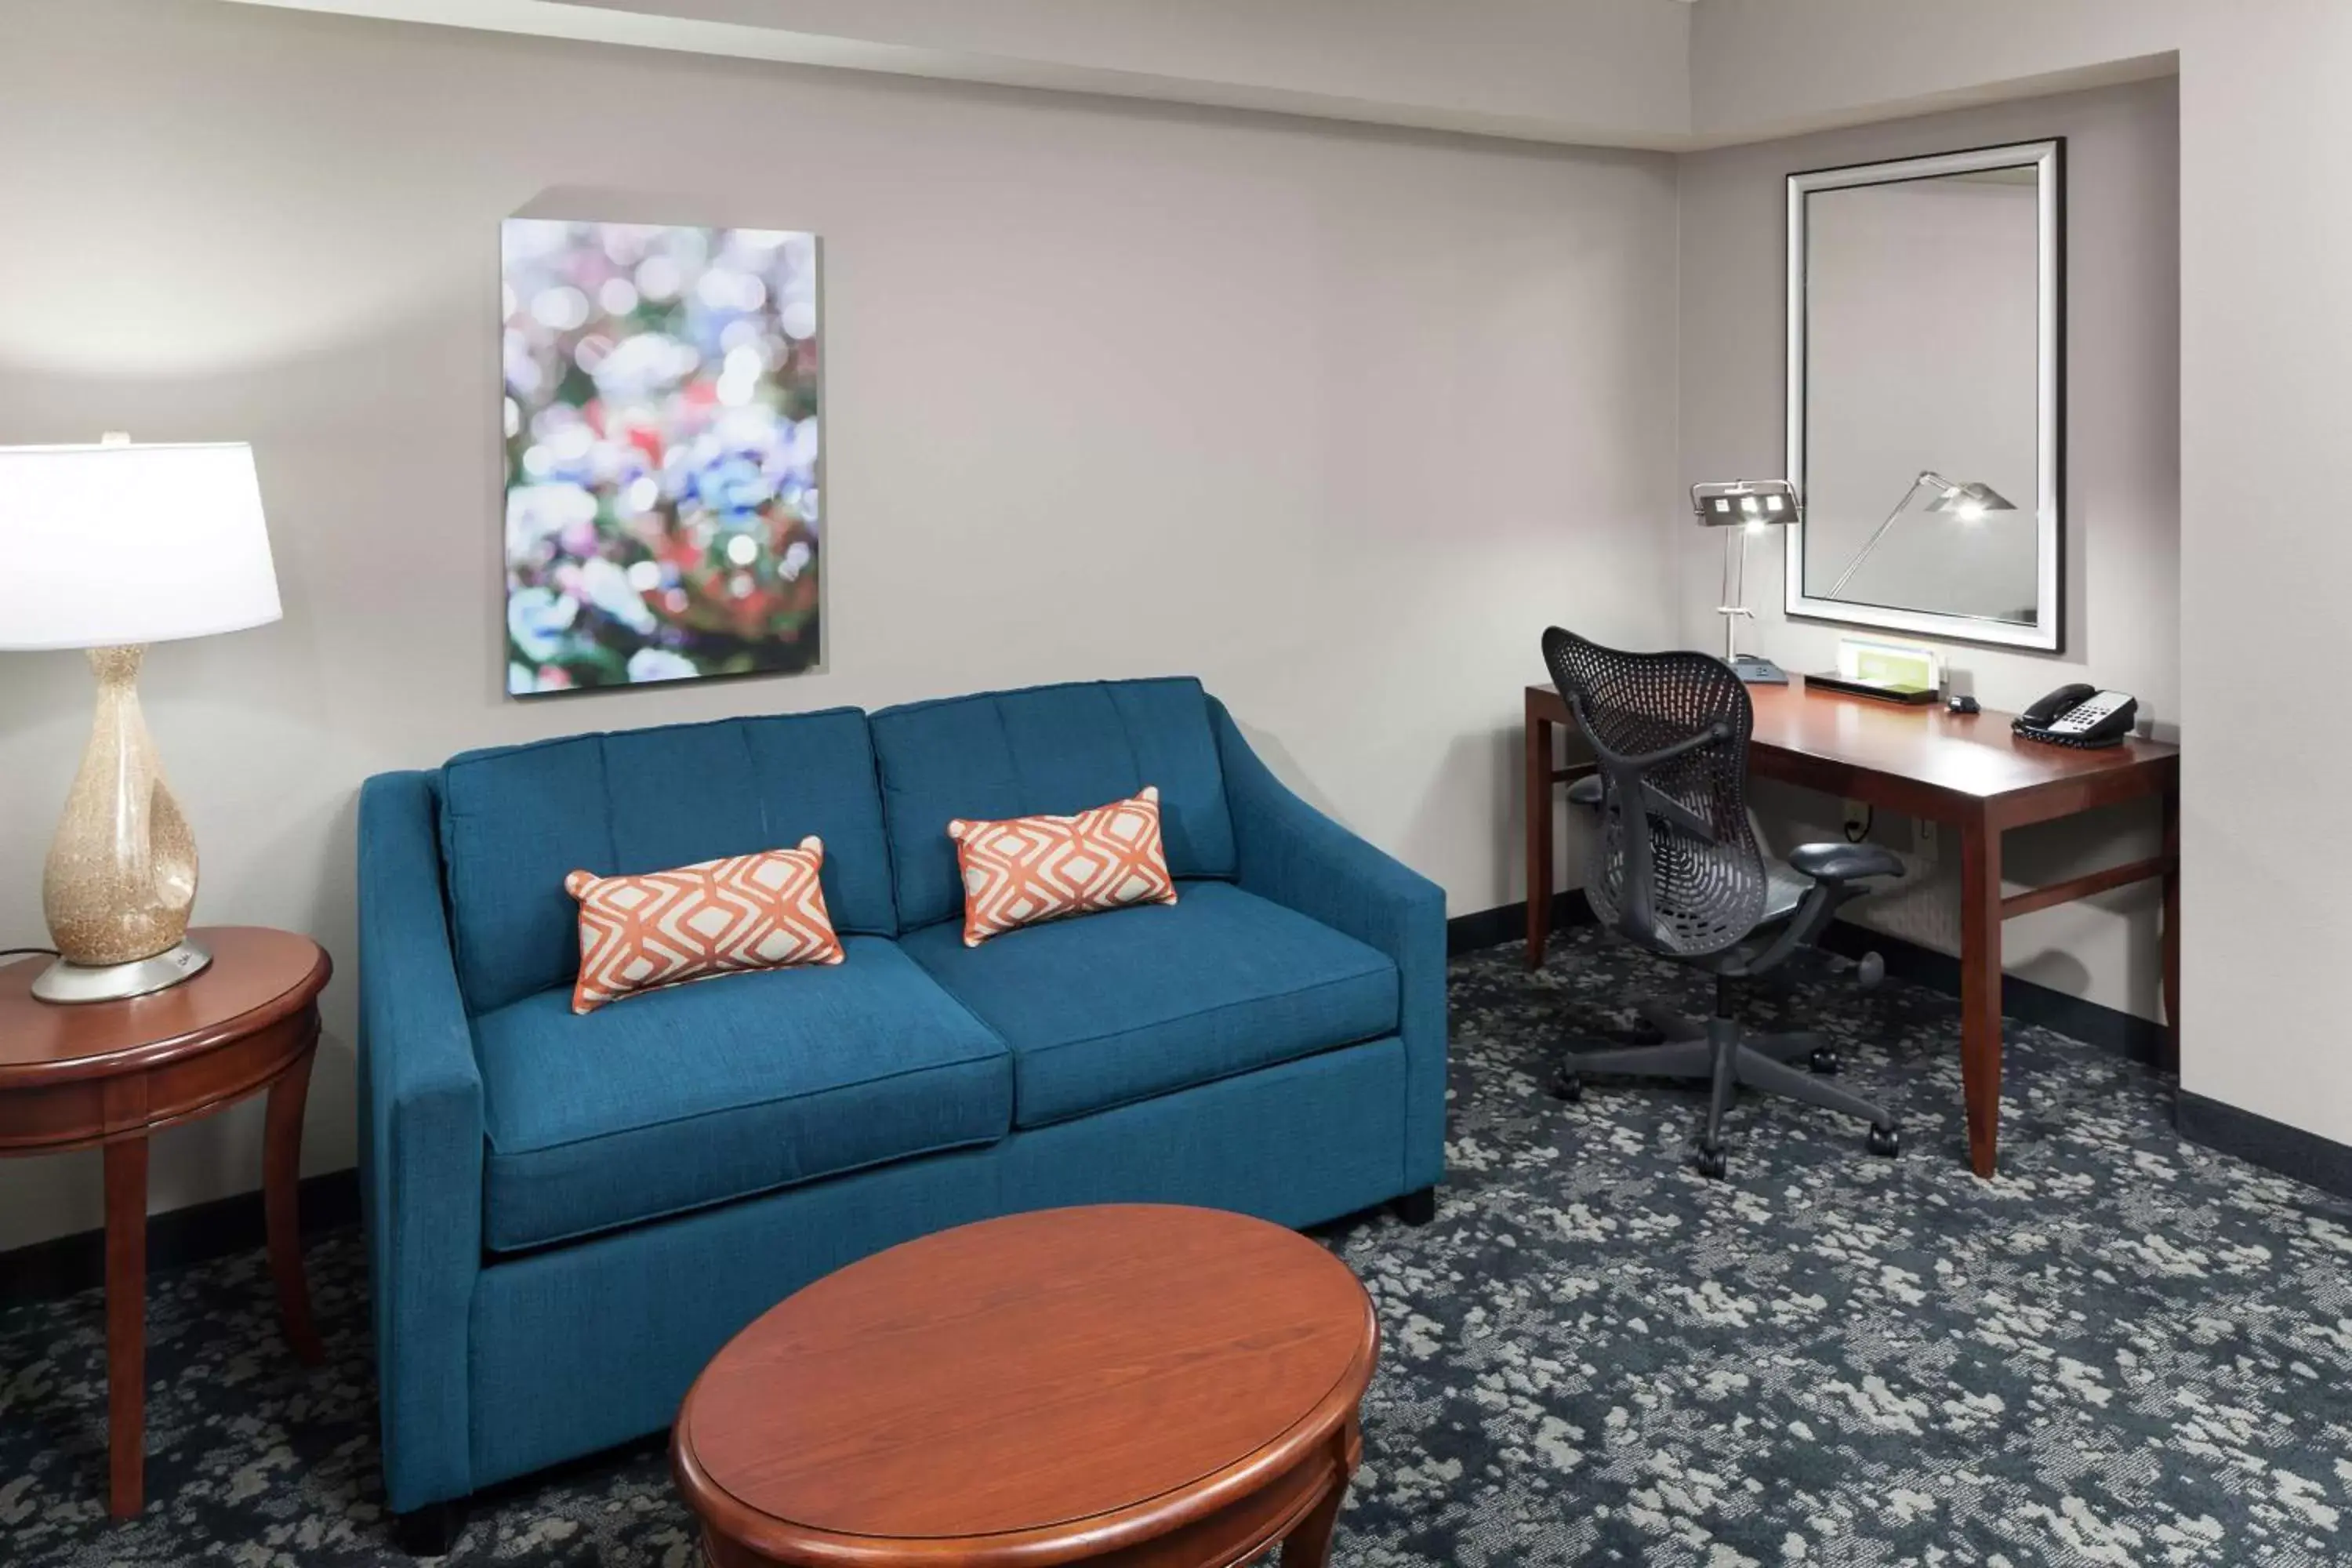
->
1391, 1185, 1438, 1226
392, 1500, 467, 1558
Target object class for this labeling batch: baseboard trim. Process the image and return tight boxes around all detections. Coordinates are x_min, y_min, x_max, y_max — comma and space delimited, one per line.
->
0, 1167, 361, 1308
1446, 891, 1595, 956
1460, 898, 2352, 1203
1452, 895, 2165, 1064
2176, 1092, 2352, 1203
1815, 920, 2169, 1066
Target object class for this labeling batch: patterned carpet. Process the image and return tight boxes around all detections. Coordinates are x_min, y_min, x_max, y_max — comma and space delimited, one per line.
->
7, 928, 2352, 1566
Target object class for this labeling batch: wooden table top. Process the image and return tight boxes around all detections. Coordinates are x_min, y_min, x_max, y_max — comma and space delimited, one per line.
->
673, 1203, 1378, 1559
1529, 677, 2177, 801
0, 928, 331, 1090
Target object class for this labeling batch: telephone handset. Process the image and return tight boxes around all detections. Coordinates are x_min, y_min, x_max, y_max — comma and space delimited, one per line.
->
2013, 683, 2140, 749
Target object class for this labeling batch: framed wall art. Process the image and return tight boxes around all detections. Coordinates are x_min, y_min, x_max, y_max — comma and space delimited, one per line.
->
502, 220, 822, 695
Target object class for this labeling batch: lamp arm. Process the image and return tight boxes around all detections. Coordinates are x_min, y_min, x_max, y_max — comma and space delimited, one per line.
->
1824, 470, 1947, 600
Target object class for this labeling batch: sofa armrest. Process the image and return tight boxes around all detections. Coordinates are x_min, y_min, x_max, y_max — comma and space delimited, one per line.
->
357, 771, 484, 1512
1210, 702, 1448, 1192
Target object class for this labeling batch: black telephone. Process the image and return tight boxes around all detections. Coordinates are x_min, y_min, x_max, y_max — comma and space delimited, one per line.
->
2013, 683, 2140, 749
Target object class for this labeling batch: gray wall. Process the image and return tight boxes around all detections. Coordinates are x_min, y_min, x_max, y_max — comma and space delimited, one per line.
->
0, 0, 1682, 1250
1676, 78, 2180, 1018
2170, 2, 2352, 1144
1685, 0, 2352, 1156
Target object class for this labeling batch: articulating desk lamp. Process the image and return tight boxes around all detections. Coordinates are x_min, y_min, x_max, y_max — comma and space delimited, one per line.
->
1692, 478, 1798, 684
1828, 470, 2017, 600
0, 435, 281, 1004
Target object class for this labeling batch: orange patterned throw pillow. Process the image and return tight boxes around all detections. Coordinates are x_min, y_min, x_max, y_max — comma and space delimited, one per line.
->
564, 838, 844, 1014
948, 787, 1178, 947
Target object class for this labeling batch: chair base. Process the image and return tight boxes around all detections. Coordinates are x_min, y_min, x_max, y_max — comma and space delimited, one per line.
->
1549, 1004, 1896, 1179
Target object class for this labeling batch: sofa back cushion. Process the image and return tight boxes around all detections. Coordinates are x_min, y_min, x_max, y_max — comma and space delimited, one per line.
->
439, 709, 895, 1014
869, 678, 1236, 933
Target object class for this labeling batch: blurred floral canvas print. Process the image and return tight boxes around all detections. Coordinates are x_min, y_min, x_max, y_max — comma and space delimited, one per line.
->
503, 220, 822, 695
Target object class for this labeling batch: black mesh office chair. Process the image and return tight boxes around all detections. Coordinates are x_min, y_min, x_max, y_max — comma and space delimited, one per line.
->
1541, 626, 1905, 1178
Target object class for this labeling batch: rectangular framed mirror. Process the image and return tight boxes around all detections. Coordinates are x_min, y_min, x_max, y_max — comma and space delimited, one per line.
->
1786, 140, 2063, 650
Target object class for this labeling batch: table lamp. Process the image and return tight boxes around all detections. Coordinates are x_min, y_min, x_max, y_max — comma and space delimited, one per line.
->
0, 437, 281, 1004
1826, 470, 2017, 601
1692, 478, 1798, 684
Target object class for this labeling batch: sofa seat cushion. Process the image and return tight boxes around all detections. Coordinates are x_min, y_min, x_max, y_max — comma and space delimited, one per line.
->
899, 881, 1396, 1129
472, 936, 1011, 1251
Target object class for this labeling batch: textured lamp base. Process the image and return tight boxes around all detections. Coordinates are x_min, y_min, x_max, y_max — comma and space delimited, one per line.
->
31, 938, 212, 1005
38, 644, 205, 1002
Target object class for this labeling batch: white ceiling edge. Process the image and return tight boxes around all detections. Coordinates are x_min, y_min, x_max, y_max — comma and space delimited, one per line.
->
217, 0, 1685, 150
1682, 51, 2178, 151
216, 0, 2173, 153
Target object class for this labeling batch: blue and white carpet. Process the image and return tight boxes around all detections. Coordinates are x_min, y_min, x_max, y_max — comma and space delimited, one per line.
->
5, 930, 2351, 1566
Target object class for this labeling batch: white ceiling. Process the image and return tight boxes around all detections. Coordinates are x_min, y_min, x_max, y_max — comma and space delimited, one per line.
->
216, 0, 2166, 150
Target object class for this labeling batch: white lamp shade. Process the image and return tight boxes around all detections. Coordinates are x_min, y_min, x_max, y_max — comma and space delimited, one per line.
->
0, 441, 281, 651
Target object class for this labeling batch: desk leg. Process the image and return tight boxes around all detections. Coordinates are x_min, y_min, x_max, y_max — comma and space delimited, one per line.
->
1525, 695, 1553, 970
104, 1135, 148, 1517
1958, 813, 2004, 1178
2161, 785, 2182, 1075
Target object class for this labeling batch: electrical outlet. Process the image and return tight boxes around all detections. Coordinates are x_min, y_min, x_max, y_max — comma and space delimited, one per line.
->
1913, 817, 1939, 860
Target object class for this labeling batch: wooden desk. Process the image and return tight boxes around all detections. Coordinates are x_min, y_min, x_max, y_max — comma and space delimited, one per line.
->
1523, 679, 2180, 1178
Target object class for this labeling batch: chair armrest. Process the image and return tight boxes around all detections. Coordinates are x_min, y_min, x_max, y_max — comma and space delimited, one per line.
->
1730, 843, 1905, 978
1788, 841, 1905, 884
357, 771, 484, 1512
1210, 701, 1448, 1192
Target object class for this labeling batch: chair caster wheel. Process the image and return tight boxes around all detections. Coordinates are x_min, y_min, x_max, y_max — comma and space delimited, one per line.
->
1694, 1145, 1728, 1180
1548, 1070, 1584, 1103
1808, 1047, 1840, 1075
1867, 1123, 1900, 1157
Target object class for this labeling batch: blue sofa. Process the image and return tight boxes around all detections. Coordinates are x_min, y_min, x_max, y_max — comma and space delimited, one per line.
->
355, 677, 1446, 1527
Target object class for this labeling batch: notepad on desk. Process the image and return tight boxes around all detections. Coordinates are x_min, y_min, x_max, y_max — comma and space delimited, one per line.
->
1805, 634, 1944, 704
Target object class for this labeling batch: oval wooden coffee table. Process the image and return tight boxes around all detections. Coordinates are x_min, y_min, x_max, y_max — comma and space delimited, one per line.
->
673, 1203, 1380, 1567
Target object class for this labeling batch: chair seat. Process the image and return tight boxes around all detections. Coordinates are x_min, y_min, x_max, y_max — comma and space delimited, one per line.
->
900, 880, 1398, 1129
1763, 858, 1811, 922
471, 937, 1012, 1252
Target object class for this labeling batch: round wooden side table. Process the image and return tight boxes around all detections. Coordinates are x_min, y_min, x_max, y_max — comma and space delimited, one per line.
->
673, 1203, 1381, 1568
0, 926, 332, 1518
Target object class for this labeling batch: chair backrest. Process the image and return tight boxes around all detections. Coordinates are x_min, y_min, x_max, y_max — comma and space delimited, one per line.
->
1541, 627, 1766, 958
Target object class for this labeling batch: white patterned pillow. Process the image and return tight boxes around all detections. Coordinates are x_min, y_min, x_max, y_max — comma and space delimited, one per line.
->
564, 837, 844, 1014
947, 788, 1178, 947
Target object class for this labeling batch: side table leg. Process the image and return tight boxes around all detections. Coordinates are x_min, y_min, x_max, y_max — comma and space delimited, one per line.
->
265, 1046, 325, 1364
104, 1135, 148, 1518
